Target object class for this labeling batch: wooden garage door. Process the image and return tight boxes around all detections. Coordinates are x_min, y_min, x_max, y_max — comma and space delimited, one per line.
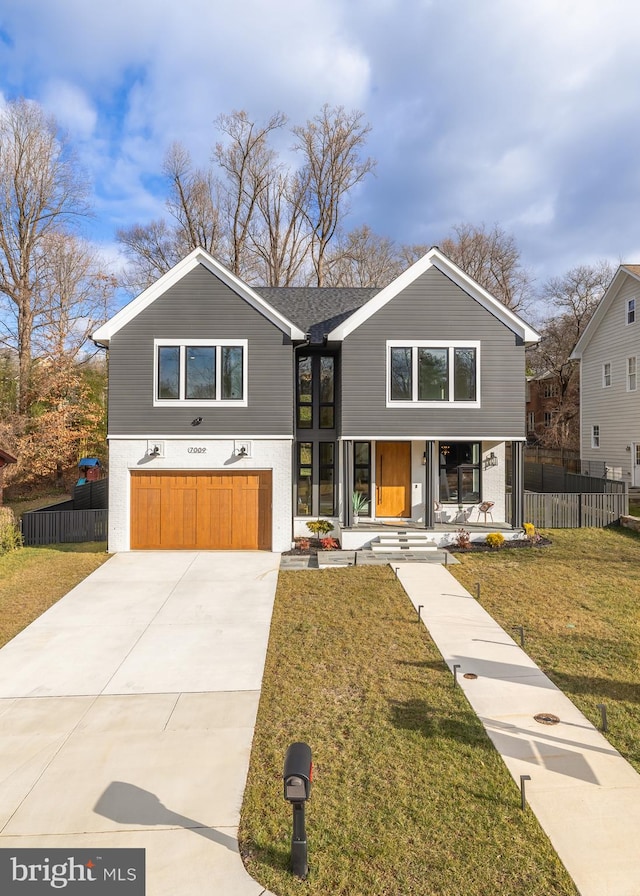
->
130, 470, 272, 550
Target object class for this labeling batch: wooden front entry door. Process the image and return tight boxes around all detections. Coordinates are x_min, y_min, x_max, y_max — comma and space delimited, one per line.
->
375, 442, 411, 517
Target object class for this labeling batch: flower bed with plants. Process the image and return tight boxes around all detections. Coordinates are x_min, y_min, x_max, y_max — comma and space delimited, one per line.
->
446, 524, 551, 553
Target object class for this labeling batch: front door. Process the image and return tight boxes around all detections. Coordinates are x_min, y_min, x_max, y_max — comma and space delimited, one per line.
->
375, 442, 411, 517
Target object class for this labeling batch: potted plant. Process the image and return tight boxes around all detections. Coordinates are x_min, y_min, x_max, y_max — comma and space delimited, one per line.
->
351, 491, 369, 526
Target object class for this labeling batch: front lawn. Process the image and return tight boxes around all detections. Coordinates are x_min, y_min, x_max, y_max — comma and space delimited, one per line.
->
450, 526, 640, 772
0, 543, 109, 648
239, 565, 577, 896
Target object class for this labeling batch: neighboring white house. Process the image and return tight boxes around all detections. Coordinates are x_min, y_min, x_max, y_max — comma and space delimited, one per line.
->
571, 264, 640, 485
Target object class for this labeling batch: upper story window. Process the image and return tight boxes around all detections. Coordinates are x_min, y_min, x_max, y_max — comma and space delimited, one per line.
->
297, 354, 336, 430
543, 381, 559, 399
628, 356, 637, 392
591, 424, 600, 448
627, 298, 636, 325
155, 339, 247, 406
602, 362, 612, 388
387, 341, 479, 407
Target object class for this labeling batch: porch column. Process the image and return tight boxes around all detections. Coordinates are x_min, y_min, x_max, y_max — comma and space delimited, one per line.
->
424, 441, 435, 528
511, 440, 525, 529
343, 440, 354, 527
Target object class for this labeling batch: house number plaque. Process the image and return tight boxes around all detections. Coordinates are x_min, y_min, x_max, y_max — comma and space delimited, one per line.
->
187, 447, 207, 454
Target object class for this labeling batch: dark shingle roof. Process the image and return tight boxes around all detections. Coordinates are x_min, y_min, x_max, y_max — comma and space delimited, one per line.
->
255, 287, 379, 342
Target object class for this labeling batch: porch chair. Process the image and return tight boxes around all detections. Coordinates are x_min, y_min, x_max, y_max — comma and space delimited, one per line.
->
476, 501, 494, 524
433, 501, 446, 523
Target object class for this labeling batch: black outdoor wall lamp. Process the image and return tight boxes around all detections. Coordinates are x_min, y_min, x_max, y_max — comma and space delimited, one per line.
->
191, 417, 203, 426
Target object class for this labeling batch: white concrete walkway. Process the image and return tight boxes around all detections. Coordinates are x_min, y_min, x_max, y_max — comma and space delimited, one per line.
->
0, 552, 280, 896
397, 563, 640, 896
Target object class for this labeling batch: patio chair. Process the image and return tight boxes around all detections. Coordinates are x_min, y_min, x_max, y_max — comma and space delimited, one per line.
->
476, 501, 494, 524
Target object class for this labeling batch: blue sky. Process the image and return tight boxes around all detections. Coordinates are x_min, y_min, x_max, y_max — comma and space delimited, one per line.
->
2, 0, 640, 295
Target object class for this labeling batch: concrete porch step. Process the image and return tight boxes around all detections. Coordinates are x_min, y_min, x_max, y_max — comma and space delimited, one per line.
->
371, 533, 438, 552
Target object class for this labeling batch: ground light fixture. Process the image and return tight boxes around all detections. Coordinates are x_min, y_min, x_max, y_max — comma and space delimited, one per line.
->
283, 742, 312, 878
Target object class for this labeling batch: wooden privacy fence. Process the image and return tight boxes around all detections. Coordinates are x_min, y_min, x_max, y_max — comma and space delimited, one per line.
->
507, 492, 628, 528
21, 509, 108, 546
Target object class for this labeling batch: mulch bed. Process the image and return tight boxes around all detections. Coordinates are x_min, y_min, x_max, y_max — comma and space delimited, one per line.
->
284, 536, 552, 556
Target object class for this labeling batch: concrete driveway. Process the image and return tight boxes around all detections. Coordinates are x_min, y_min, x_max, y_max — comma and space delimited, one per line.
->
0, 551, 280, 895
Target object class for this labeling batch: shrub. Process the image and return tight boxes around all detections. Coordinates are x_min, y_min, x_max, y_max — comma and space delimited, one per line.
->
455, 527, 471, 549
523, 522, 535, 539
0, 507, 22, 554
485, 532, 505, 549
306, 519, 334, 538
296, 537, 310, 551
320, 536, 340, 550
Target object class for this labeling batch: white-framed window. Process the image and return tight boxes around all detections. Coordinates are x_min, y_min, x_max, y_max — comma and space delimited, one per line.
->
154, 339, 248, 406
543, 381, 559, 398
627, 298, 636, 325
591, 424, 600, 448
544, 411, 552, 427
628, 356, 637, 392
527, 411, 535, 431
602, 362, 612, 388
387, 341, 480, 407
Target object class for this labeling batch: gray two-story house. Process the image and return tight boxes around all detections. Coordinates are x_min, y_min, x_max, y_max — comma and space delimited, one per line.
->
92, 247, 539, 552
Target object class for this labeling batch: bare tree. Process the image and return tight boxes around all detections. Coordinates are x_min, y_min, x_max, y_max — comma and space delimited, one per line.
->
528, 261, 613, 449
164, 142, 222, 257
250, 169, 312, 286
32, 231, 117, 360
0, 98, 90, 411
440, 222, 533, 314
324, 225, 404, 287
214, 110, 286, 279
293, 105, 376, 286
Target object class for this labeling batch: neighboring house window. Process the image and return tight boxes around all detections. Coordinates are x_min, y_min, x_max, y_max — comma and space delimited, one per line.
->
543, 381, 559, 399
627, 298, 636, 325
628, 356, 637, 391
353, 442, 372, 516
439, 442, 480, 504
544, 412, 552, 427
592, 425, 600, 448
155, 340, 247, 405
297, 442, 313, 516
602, 362, 612, 388
527, 411, 535, 431
297, 354, 336, 429
387, 342, 480, 406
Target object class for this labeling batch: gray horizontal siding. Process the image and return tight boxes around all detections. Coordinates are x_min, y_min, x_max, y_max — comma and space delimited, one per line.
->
108, 265, 294, 436
341, 267, 526, 438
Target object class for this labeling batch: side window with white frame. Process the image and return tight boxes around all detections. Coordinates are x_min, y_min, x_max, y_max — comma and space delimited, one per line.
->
387, 341, 480, 407
627, 298, 636, 325
602, 362, 612, 388
591, 424, 600, 448
628, 356, 637, 392
155, 339, 247, 405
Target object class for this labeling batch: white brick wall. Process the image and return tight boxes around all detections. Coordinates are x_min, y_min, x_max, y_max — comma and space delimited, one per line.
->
107, 437, 293, 552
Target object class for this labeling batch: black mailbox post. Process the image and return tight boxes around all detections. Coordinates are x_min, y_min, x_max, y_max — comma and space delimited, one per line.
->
283, 742, 312, 878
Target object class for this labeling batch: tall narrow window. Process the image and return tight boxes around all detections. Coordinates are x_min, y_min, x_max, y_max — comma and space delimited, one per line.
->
454, 348, 477, 401
297, 357, 312, 428
319, 442, 335, 515
297, 443, 313, 516
354, 442, 371, 516
158, 346, 180, 399
319, 357, 335, 428
222, 346, 243, 399
628, 357, 637, 391
628, 298, 636, 325
592, 425, 600, 448
602, 362, 612, 388
390, 347, 412, 400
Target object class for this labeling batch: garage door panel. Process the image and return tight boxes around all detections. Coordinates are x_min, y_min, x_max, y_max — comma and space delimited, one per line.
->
131, 470, 272, 550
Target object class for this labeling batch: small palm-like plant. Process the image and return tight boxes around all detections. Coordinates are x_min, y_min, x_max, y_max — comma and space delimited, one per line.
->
351, 491, 369, 517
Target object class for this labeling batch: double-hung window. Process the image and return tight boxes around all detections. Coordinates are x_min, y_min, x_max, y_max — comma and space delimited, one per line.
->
155, 339, 247, 405
627, 299, 636, 325
628, 356, 637, 392
387, 341, 480, 407
592, 425, 600, 449
602, 362, 612, 388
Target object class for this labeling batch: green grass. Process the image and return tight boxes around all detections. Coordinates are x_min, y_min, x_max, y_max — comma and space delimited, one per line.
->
629, 498, 640, 517
450, 526, 640, 772
240, 566, 577, 896
0, 542, 109, 647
